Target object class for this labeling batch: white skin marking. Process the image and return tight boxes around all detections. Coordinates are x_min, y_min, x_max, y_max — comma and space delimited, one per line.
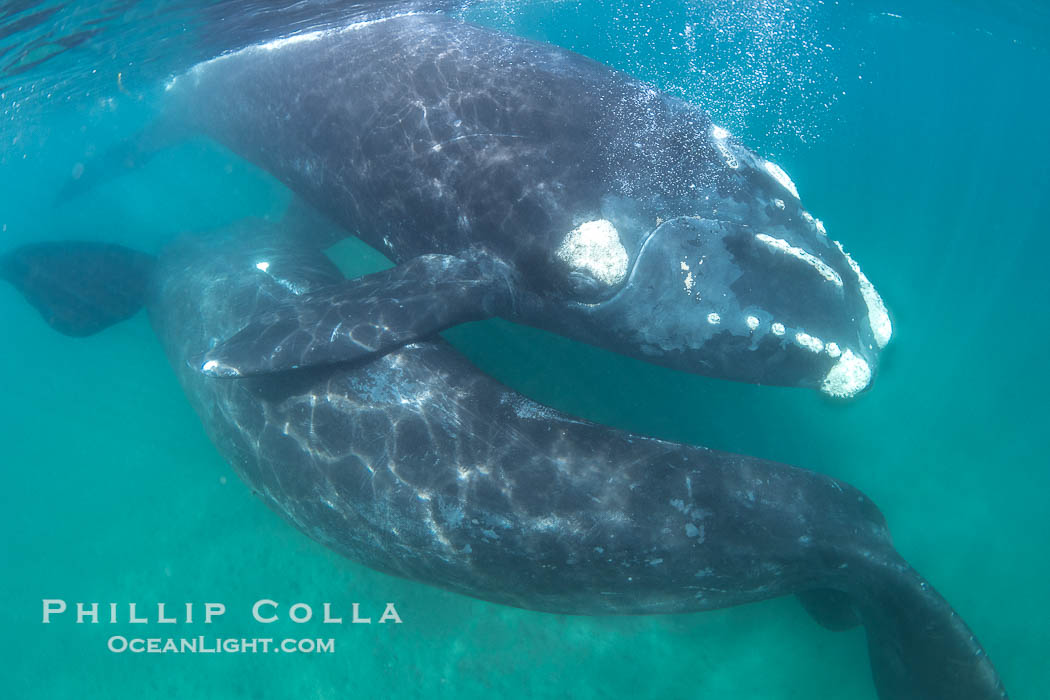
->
795, 332, 824, 353
763, 161, 800, 199
771, 322, 786, 336
707, 313, 720, 325
710, 125, 738, 169
746, 315, 760, 331
834, 241, 892, 348
755, 233, 842, 287
555, 219, 628, 286
821, 348, 872, 398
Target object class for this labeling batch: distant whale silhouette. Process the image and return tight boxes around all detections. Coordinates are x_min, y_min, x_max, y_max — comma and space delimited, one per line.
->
63, 12, 890, 399
1, 223, 1005, 700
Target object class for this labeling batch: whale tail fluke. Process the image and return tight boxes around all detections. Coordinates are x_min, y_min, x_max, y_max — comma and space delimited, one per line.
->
1, 241, 155, 336
854, 556, 1007, 700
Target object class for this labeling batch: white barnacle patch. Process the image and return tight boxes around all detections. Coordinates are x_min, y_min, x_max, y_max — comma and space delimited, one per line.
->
755, 233, 843, 287
815, 219, 827, 235
680, 260, 695, 292
821, 348, 872, 398
710, 124, 739, 169
746, 315, 760, 331
795, 332, 824, 354
707, 312, 720, 325
763, 161, 800, 199
834, 241, 893, 348
773, 198, 785, 210
771, 322, 786, 336
255, 261, 270, 272
555, 219, 628, 286
826, 342, 842, 358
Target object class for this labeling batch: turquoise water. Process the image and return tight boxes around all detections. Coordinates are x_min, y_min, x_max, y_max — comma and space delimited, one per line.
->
1, 1, 1047, 698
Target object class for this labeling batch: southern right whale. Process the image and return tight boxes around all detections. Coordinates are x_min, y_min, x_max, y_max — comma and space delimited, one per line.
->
2, 227, 1004, 700
67, 11, 890, 399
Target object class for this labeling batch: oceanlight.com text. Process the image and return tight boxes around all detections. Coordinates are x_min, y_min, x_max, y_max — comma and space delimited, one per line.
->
107, 636, 335, 654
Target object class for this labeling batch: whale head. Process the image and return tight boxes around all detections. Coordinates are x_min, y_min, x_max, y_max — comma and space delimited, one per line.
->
548, 214, 891, 398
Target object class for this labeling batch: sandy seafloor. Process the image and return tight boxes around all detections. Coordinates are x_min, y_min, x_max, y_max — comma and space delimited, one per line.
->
0, 1, 1047, 698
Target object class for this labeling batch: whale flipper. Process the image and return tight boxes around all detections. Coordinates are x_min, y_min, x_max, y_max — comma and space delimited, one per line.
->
55, 117, 187, 204
797, 588, 861, 631
1, 241, 155, 336
197, 251, 516, 377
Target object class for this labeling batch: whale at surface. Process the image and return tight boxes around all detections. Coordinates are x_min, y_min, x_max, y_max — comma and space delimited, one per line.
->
66, 12, 892, 399
1, 224, 1005, 700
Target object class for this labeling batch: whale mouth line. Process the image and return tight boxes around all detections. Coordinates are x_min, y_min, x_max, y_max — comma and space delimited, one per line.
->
577, 215, 744, 310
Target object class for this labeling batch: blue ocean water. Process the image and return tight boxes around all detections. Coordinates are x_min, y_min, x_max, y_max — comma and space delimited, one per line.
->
1, 1, 1047, 698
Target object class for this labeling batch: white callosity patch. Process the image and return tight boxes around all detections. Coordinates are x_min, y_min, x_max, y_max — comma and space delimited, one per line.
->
711, 125, 739, 169
795, 332, 824, 353
755, 233, 842, 287
821, 348, 872, 398
200, 359, 241, 377
835, 241, 892, 348
555, 219, 629, 286
774, 198, 785, 210
255, 261, 270, 272
771, 322, 786, 336
826, 342, 841, 358
763, 161, 800, 199
707, 312, 721, 325
746, 315, 760, 331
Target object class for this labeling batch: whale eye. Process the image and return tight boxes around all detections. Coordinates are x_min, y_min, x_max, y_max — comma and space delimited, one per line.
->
554, 219, 629, 301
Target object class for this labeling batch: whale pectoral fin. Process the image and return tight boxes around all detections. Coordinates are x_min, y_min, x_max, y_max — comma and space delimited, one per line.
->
196, 252, 516, 377
280, 196, 348, 250
797, 589, 861, 631
1, 241, 155, 337
55, 116, 187, 204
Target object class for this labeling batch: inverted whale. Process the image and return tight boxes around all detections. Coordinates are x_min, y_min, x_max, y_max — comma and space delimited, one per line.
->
69, 12, 891, 398
2, 231, 1004, 700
